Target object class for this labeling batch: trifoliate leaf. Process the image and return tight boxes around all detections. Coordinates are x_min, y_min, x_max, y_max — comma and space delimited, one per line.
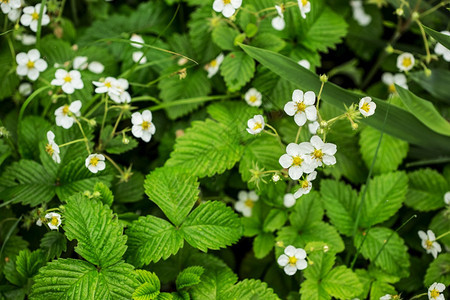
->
144, 167, 199, 226
40, 231, 67, 260
221, 279, 279, 300
424, 253, 450, 286
64, 194, 127, 267
126, 215, 184, 267
176, 266, 204, 290
220, 51, 255, 92
180, 201, 242, 252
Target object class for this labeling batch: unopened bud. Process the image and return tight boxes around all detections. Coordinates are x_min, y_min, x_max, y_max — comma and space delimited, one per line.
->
411, 11, 419, 20
320, 120, 328, 127
319, 74, 328, 83
385, 45, 394, 53
177, 68, 187, 80
351, 122, 359, 130
272, 174, 280, 182
175, 129, 185, 138
323, 245, 329, 252
92, 191, 101, 197
424, 68, 432, 77
88, 119, 97, 127
122, 136, 130, 144
177, 57, 188, 66
276, 241, 285, 248
395, 8, 404, 16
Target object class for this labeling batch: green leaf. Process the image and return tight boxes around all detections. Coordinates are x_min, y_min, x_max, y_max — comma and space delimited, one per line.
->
31, 259, 138, 299
221, 279, 279, 300
424, 253, 450, 286
405, 168, 449, 211
322, 266, 363, 299
180, 201, 242, 252
0, 235, 28, 274
5, 249, 45, 287
396, 85, 450, 136
18, 116, 51, 161
93, 182, 114, 206
263, 209, 287, 232
239, 44, 450, 153
430, 210, 450, 247
133, 270, 161, 300
369, 281, 397, 300
409, 70, 450, 103
423, 25, 450, 51
126, 216, 184, 267
359, 127, 409, 174
40, 231, 67, 260
188, 6, 220, 62
320, 180, 358, 236
220, 51, 255, 92
354, 227, 409, 278
39, 36, 74, 65
105, 134, 138, 155
166, 119, 244, 178
289, 191, 324, 230
64, 194, 127, 267
113, 171, 145, 203
359, 172, 408, 228
300, 279, 330, 300
253, 232, 275, 259
176, 266, 204, 290
250, 33, 286, 52
212, 25, 240, 51
144, 167, 200, 226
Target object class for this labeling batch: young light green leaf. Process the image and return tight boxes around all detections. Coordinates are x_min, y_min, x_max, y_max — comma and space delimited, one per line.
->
176, 266, 204, 290
220, 51, 255, 92
93, 181, 114, 206
133, 270, 161, 300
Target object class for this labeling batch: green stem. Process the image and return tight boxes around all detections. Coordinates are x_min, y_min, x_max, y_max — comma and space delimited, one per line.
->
36, 0, 48, 49
416, 20, 431, 63
74, 118, 91, 154
294, 126, 302, 144
436, 230, 450, 241
131, 95, 161, 103
99, 94, 109, 145
410, 293, 427, 300
0, 216, 22, 260
18, 86, 52, 123
103, 154, 124, 177
110, 110, 123, 139
419, 1, 449, 18
57, 0, 67, 21
148, 95, 234, 111
265, 124, 285, 149
59, 138, 86, 147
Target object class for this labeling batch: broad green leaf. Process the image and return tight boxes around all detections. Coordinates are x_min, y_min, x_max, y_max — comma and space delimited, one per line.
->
359, 172, 408, 228
423, 25, 450, 51
250, 33, 286, 52
359, 127, 409, 174
166, 119, 244, 178
188, 6, 220, 62
320, 180, 358, 236
5, 249, 45, 287
39, 36, 74, 65
176, 266, 204, 290
405, 168, 449, 211
212, 25, 240, 51
253, 232, 275, 259
409, 70, 450, 103
289, 191, 324, 230
133, 270, 160, 300
430, 210, 450, 247
40, 231, 67, 260
221, 279, 279, 300
300, 280, 330, 300
113, 171, 145, 203
18, 116, 51, 161
220, 51, 255, 92
181, 201, 242, 252
144, 167, 200, 226
263, 209, 287, 232
301, 249, 335, 300
369, 281, 397, 300
104, 135, 138, 155
31, 259, 138, 299
424, 253, 450, 286
354, 227, 409, 278
322, 266, 363, 299
0, 235, 28, 274
126, 215, 184, 267
93, 182, 114, 206
240, 44, 450, 153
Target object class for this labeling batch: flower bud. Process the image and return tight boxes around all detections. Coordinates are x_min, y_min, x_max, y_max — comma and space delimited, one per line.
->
272, 174, 280, 182
122, 136, 130, 144
424, 68, 432, 77
319, 74, 328, 83
395, 8, 404, 16
411, 11, 419, 20
351, 122, 359, 130
385, 45, 394, 53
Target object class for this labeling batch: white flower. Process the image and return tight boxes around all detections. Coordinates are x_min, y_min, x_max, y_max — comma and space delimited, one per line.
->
51, 69, 84, 94
380, 295, 392, 300
277, 245, 308, 275
1, 0, 20, 14
45, 131, 60, 164
350, 1, 371, 26
272, 174, 280, 182
279, 143, 315, 180
359, 96, 376, 117
397, 52, 415, 72
213, 0, 242, 18
303, 135, 337, 168
20, 4, 50, 32
132, 51, 147, 64
36, 218, 43, 226
16, 49, 47, 81
245, 88, 262, 107
18, 82, 32, 96
294, 171, 317, 198
284, 90, 317, 127
73, 56, 88, 70
418, 230, 442, 259
434, 31, 450, 62
445, 191, 450, 205
246, 115, 265, 135
297, 0, 311, 19
272, 5, 285, 31
109, 78, 131, 103
308, 121, 320, 134
88, 61, 104, 74
15, 33, 36, 45
45, 212, 61, 230
206, 53, 224, 78
428, 282, 445, 300
283, 193, 297, 208
298, 59, 310, 70
131, 110, 156, 142
85, 153, 106, 173
235, 190, 258, 217
8, 7, 21, 22
130, 34, 144, 48
93, 77, 118, 94
381, 72, 408, 94
55, 100, 82, 129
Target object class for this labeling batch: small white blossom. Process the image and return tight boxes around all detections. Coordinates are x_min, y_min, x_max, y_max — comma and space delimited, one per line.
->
308, 121, 320, 134
18, 82, 32, 96
235, 190, 258, 217
132, 51, 147, 64
93, 77, 118, 94
418, 230, 442, 259
381, 73, 408, 94
428, 282, 445, 300
130, 34, 144, 48
36, 218, 43, 226
246, 115, 265, 135
88, 61, 104, 74
16, 49, 47, 81
20, 4, 50, 32
397, 52, 415, 72
380, 295, 391, 300
7, 6, 21, 22
109, 78, 131, 103
206, 53, 224, 78
85, 153, 106, 173
279, 143, 315, 180
1, 0, 20, 14
245, 88, 262, 107
272, 174, 280, 182
284, 90, 317, 127
297, 0, 311, 19
213, 0, 242, 18
298, 59, 311, 70
294, 171, 317, 198
55, 100, 82, 129
434, 31, 450, 62
73, 56, 88, 70
303, 135, 337, 168
350, 1, 371, 26
15, 33, 36, 45
45, 212, 61, 230
51, 69, 84, 94
277, 245, 308, 275
272, 5, 285, 31
283, 193, 297, 208
359, 96, 376, 117
131, 110, 156, 142
45, 131, 60, 164
445, 191, 450, 205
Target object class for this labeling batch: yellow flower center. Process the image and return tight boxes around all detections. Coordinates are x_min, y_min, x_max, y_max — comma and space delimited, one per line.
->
430, 289, 440, 299
62, 105, 70, 115
210, 59, 217, 67
361, 102, 370, 113
313, 149, 323, 160
249, 95, 257, 103
51, 216, 59, 226
296, 102, 306, 112
289, 256, 297, 265
141, 121, 150, 130
301, 180, 309, 189
105, 81, 112, 88
426, 239, 433, 249
402, 57, 412, 68
301, 0, 308, 6
64, 75, 72, 82
223, 0, 231, 4
388, 84, 396, 93
32, 12, 39, 20
252, 122, 262, 131
45, 144, 54, 156
292, 156, 303, 166
244, 199, 254, 208
26, 60, 35, 69
90, 156, 100, 166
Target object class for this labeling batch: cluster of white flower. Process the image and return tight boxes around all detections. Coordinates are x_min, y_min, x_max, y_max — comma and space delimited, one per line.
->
1, 0, 21, 21
20, 4, 50, 32
277, 245, 308, 275
381, 72, 408, 94
350, 0, 371, 26
205, 53, 224, 78
130, 34, 147, 65
234, 190, 258, 217
213, 0, 242, 18
51, 69, 84, 94
16, 49, 47, 81
397, 52, 415, 72
55, 100, 82, 129
418, 229, 442, 259
73, 56, 104, 74
36, 212, 61, 230
93, 77, 131, 103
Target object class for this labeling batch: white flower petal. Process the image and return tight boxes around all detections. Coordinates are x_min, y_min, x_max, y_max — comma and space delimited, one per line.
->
292, 89, 303, 102
303, 91, 315, 105
294, 112, 307, 126
279, 154, 293, 169
284, 245, 296, 257
277, 254, 289, 267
